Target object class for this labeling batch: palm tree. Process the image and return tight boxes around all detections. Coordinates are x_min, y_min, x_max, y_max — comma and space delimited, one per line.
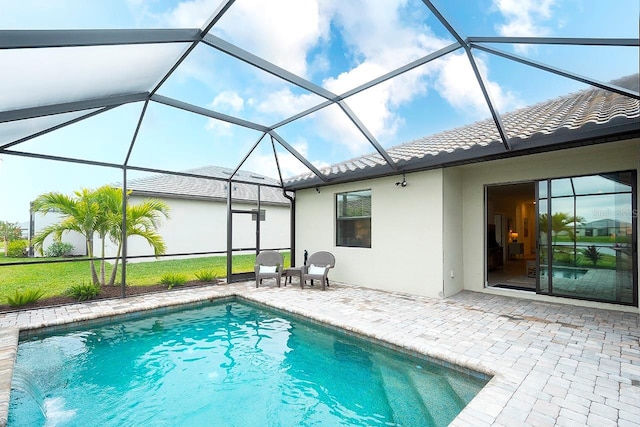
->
97, 186, 169, 286
32, 186, 170, 286
538, 212, 584, 244
539, 211, 585, 267
32, 189, 102, 284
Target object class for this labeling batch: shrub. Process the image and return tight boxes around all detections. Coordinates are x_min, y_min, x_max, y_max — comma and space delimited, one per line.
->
552, 249, 574, 265
194, 270, 217, 282
6, 239, 28, 258
45, 241, 75, 257
581, 245, 602, 266
160, 273, 188, 289
65, 283, 100, 301
7, 289, 44, 307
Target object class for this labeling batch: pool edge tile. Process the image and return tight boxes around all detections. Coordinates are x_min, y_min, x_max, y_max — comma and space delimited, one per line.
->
0, 328, 19, 427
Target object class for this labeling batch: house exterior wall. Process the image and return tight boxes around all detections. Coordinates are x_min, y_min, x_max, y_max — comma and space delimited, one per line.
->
115, 196, 291, 260
443, 167, 464, 297
295, 171, 445, 297
459, 138, 640, 312
32, 212, 87, 256
294, 138, 638, 311
34, 197, 291, 261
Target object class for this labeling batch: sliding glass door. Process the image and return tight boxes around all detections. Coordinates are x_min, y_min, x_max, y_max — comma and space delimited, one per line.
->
537, 171, 637, 305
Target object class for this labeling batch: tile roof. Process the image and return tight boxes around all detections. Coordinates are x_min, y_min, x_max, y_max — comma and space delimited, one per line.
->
124, 165, 290, 205
285, 74, 640, 189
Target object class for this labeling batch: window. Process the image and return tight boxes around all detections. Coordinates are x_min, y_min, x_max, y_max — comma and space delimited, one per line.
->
336, 190, 371, 248
251, 209, 265, 221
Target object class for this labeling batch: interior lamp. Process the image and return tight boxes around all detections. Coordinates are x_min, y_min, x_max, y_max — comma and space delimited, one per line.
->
510, 231, 519, 242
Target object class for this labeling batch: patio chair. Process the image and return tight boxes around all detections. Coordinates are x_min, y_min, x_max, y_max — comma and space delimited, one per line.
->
255, 251, 284, 288
302, 251, 335, 290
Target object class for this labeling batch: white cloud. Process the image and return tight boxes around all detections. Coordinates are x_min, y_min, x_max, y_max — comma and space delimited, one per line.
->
320, 62, 408, 151
162, 0, 213, 28
299, 1, 446, 151
212, 0, 329, 78
204, 91, 245, 134
323, 1, 446, 66
205, 118, 233, 135
493, 0, 556, 52
435, 53, 522, 117
211, 91, 244, 113
255, 88, 321, 118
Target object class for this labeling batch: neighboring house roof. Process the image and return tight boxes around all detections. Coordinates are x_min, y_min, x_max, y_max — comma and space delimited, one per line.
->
124, 165, 290, 205
285, 74, 640, 190
582, 219, 632, 229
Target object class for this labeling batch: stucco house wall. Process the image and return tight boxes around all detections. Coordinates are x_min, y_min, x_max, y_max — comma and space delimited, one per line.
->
110, 196, 290, 260
31, 212, 87, 257
295, 171, 445, 298
442, 167, 465, 297
295, 138, 639, 311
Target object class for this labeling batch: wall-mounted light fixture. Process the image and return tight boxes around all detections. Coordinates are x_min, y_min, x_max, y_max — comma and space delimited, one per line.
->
315, 186, 321, 193
395, 174, 407, 187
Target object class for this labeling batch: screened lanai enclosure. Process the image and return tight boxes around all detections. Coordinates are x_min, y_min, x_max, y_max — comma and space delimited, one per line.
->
0, 1, 638, 300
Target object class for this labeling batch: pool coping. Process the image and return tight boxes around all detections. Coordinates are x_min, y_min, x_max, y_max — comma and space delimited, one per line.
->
1, 282, 638, 426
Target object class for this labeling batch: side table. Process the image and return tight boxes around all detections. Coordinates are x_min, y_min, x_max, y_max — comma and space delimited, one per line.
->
282, 267, 303, 287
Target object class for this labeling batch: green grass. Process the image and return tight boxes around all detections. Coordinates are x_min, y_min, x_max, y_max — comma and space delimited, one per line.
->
0, 252, 290, 304
546, 249, 622, 270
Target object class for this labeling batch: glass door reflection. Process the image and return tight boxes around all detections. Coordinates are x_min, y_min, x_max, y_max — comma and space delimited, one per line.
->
537, 171, 636, 305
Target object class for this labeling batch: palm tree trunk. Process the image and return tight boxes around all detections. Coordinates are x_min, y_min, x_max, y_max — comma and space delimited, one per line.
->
107, 241, 123, 286
100, 236, 106, 286
87, 238, 99, 285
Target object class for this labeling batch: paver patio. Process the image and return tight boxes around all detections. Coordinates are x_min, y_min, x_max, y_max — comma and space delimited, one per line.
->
1, 282, 638, 426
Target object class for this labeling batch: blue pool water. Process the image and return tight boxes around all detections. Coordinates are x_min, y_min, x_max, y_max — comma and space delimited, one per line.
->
540, 267, 588, 279
9, 300, 487, 426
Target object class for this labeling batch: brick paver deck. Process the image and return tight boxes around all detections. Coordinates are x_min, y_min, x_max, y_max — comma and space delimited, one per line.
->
1, 282, 638, 426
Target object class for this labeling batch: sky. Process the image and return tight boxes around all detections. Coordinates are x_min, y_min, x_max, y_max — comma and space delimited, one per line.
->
0, 0, 638, 224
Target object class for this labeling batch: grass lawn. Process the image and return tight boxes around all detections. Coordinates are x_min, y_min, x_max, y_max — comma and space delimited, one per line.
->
0, 252, 290, 303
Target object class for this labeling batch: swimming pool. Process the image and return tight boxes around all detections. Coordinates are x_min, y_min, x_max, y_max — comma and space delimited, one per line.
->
540, 267, 588, 279
9, 299, 487, 426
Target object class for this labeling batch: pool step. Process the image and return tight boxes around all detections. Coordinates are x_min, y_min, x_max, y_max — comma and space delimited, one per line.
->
407, 369, 466, 427
377, 363, 435, 426
443, 370, 481, 404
